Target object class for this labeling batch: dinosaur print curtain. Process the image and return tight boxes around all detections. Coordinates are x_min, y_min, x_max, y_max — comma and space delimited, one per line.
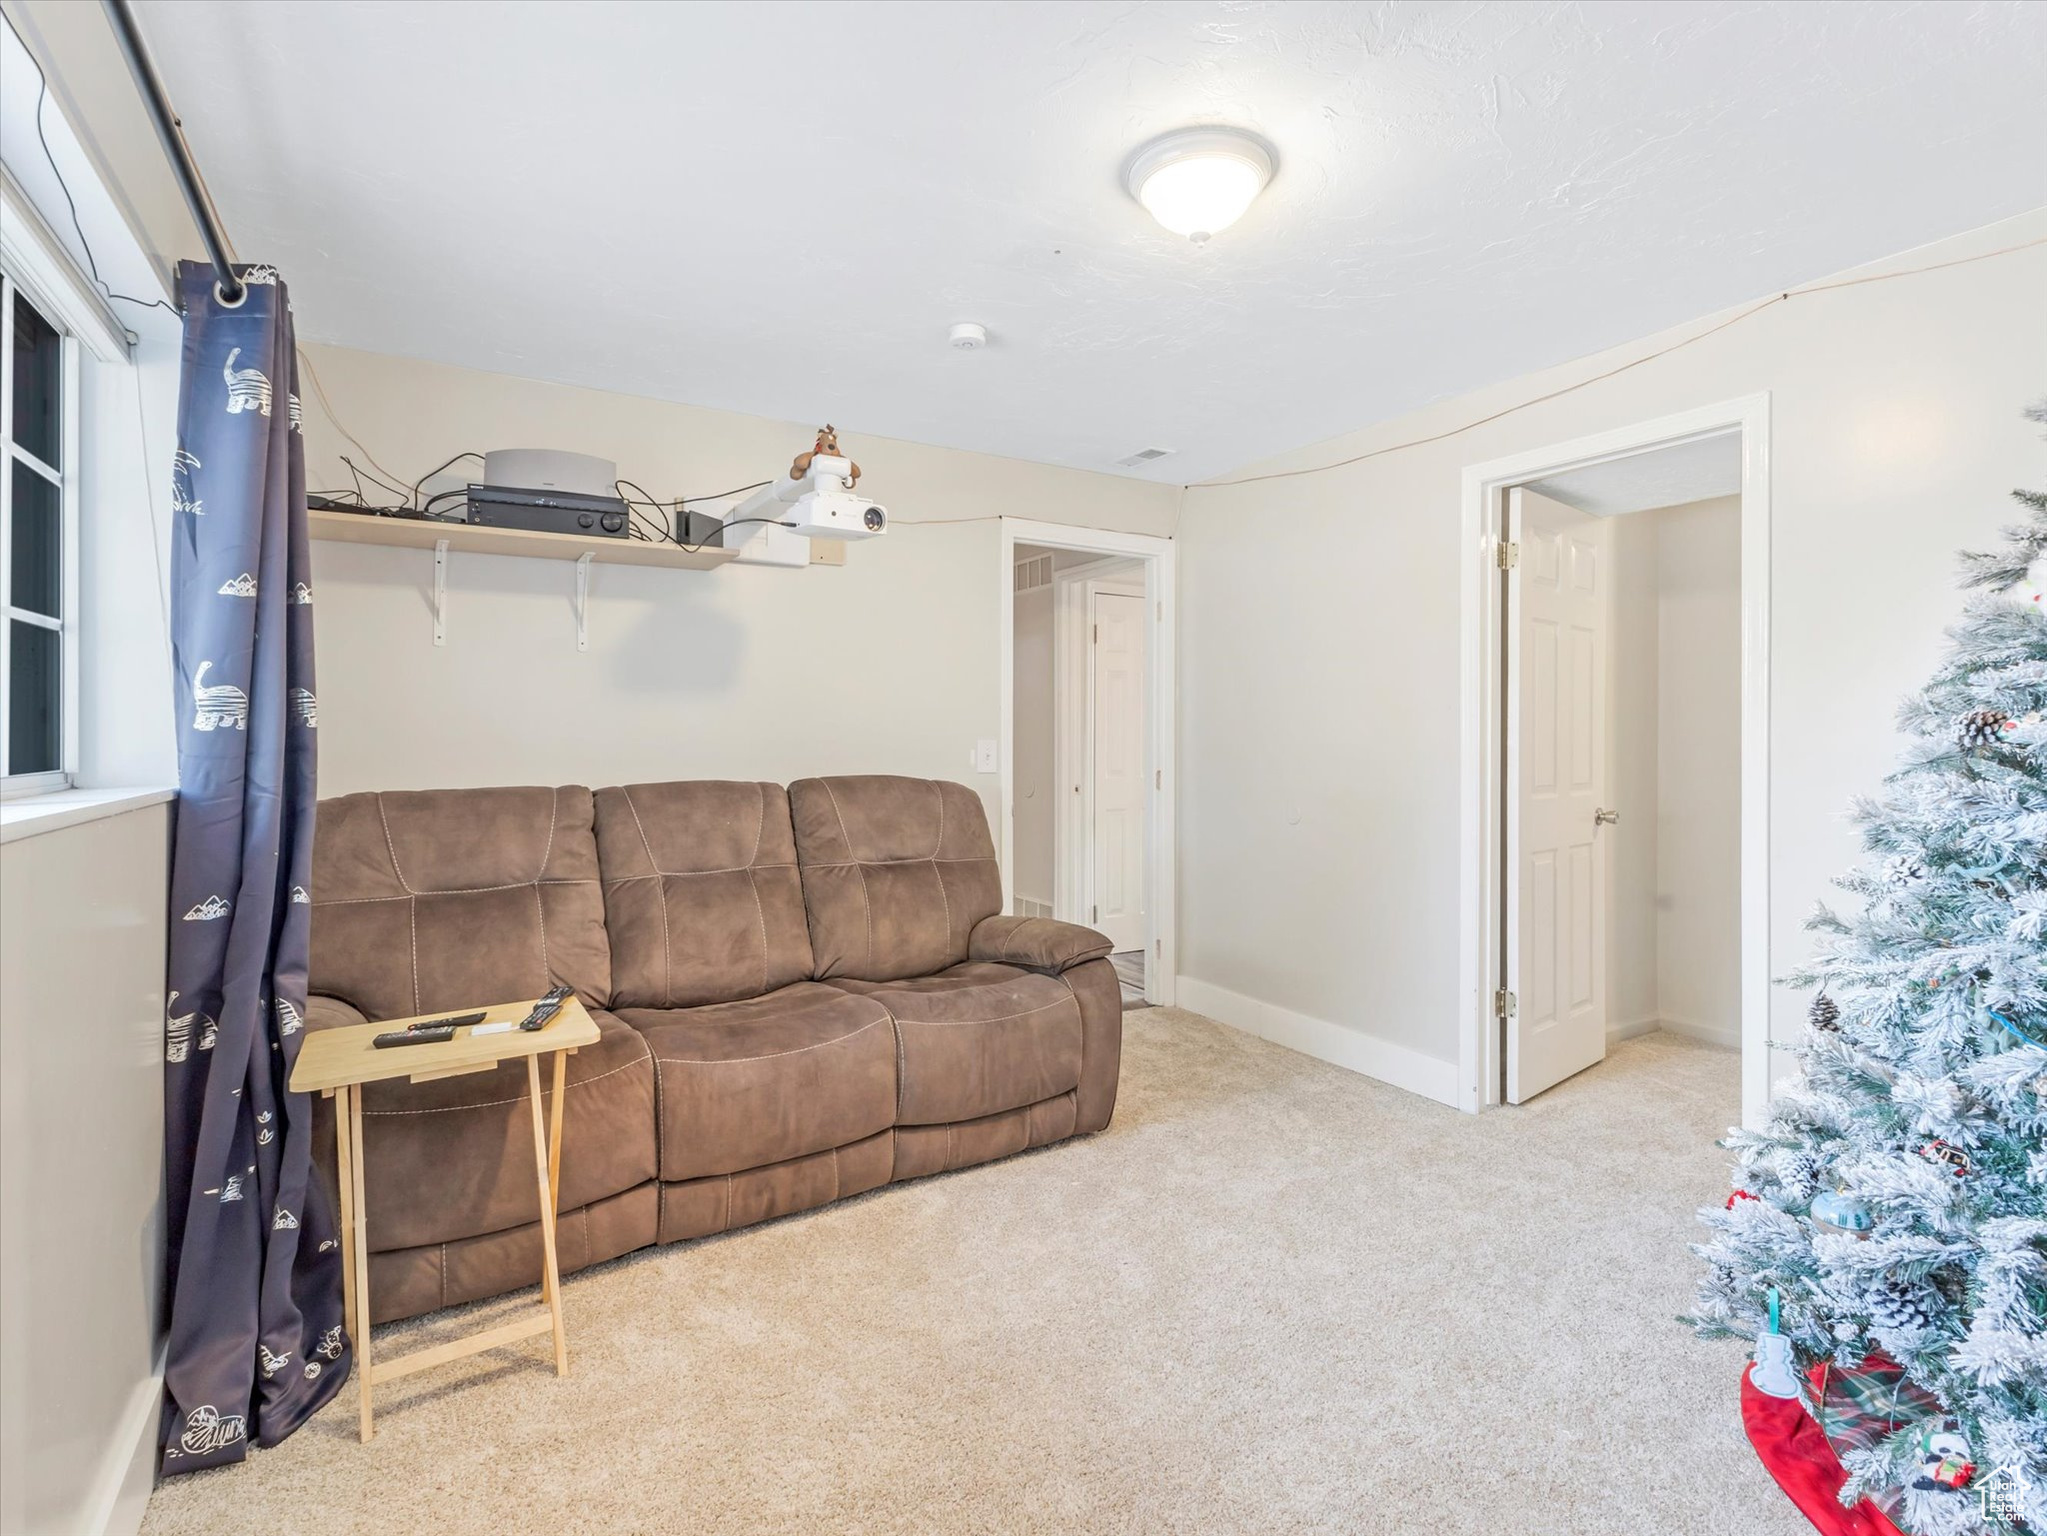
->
161, 261, 347, 1471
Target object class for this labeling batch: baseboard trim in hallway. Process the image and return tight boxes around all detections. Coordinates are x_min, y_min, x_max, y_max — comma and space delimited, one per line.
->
1173, 976, 1463, 1108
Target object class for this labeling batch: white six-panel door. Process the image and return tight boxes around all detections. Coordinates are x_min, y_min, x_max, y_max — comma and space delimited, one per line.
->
1090, 589, 1148, 952
1509, 488, 1612, 1102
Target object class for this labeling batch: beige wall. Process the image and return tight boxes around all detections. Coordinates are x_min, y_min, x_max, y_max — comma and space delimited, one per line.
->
0, 806, 168, 1536
1609, 496, 1742, 1047
1608, 503, 1661, 1032
1177, 210, 2047, 1086
1654, 497, 1744, 1042
297, 345, 1179, 826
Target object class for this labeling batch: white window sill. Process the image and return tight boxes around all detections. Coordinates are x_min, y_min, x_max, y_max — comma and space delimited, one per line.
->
0, 786, 175, 845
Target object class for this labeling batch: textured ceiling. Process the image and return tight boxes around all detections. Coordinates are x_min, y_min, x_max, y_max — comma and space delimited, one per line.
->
135, 0, 2047, 484
1527, 433, 1741, 518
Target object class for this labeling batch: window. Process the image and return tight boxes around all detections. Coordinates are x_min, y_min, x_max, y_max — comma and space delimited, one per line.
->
1, 271, 79, 796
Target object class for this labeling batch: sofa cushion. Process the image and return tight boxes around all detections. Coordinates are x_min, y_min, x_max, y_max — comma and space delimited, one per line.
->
618, 983, 896, 1182
828, 962, 1082, 1126
312, 1004, 657, 1253
788, 776, 1002, 983
593, 781, 814, 1009
310, 785, 611, 1020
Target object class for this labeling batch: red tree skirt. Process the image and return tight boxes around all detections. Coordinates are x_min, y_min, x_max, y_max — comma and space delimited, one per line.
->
1741, 1363, 1906, 1536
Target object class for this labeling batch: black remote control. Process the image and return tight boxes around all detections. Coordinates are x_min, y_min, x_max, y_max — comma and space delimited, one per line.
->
518, 982, 574, 1032
412, 1010, 485, 1032
374, 1023, 458, 1048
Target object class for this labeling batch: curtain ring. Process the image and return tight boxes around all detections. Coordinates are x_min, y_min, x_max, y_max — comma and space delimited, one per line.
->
215, 278, 248, 309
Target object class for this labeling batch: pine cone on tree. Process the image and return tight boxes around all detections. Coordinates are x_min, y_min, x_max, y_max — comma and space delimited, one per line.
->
1957, 708, 2014, 750
1778, 1149, 1825, 1200
1809, 993, 1841, 1032
1868, 1278, 1936, 1336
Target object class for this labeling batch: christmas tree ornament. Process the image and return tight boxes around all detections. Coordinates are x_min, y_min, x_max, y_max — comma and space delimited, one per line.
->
1808, 993, 1841, 1032
1749, 1287, 1802, 1399
1984, 1005, 2047, 1049
1909, 1420, 1976, 1493
1809, 1189, 1874, 1239
1915, 1138, 1971, 1177
1956, 708, 2016, 750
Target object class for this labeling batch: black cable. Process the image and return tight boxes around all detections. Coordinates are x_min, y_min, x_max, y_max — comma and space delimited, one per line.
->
341, 454, 413, 503
614, 479, 676, 544
27, 55, 178, 327
419, 487, 469, 519
681, 480, 772, 504
611, 476, 797, 552
409, 451, 483, 508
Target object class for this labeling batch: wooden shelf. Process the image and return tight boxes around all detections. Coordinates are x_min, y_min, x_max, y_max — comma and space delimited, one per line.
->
308, 508, 736, 570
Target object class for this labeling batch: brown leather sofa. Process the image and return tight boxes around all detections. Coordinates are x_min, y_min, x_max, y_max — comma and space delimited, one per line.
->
305, 775, 1121, 1322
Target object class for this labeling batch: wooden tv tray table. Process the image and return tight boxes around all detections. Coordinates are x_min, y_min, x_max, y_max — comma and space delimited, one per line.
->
289, 995, 601, 1442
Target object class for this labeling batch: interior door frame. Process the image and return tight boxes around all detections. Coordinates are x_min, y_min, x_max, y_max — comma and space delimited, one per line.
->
999, 518, 1176, 1007
1457, 394, 1772, 1123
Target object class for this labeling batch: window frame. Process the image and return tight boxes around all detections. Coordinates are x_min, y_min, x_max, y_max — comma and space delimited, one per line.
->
1, 270, 82, 798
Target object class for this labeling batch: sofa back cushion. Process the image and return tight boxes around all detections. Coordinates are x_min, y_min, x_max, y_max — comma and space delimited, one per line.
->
310, 786, 611, 1020
788, 776, 1002, 982
592, 781, 814, 1008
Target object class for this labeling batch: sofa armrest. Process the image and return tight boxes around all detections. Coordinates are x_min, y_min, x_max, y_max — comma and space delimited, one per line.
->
304, 994, 370, 1034
968, 914, 1114, 974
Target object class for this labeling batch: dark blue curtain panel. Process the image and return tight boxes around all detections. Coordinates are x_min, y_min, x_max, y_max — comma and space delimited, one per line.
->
160, 261, 347, 1471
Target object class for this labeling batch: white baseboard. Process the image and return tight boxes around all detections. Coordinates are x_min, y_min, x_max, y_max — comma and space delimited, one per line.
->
1656, 1014, 1741, 1051
1607, 1015, 1660, 1044
1173, 977, 1462, 1109
79, 1354, 162, 1536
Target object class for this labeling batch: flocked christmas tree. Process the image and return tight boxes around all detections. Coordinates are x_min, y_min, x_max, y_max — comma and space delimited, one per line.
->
1689, 404, 2047, 1536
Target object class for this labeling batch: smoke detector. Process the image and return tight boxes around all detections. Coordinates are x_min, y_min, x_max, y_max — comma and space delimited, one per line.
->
949, 321, 988, 351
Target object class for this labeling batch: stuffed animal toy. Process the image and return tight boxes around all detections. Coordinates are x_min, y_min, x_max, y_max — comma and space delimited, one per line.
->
791, 425, 860, 487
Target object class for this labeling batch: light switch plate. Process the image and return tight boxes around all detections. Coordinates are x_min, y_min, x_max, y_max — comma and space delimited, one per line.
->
972, 739, 998, 773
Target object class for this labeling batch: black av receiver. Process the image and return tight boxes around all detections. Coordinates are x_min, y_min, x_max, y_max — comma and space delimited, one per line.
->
464, 483, 631, 539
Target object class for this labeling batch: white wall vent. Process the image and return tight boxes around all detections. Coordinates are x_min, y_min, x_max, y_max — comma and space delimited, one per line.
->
1116, 447, 1174, 468
1014, 553, 1054, 592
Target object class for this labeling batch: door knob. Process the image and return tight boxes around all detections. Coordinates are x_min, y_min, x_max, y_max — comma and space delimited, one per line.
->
1594, 808, 1619, 826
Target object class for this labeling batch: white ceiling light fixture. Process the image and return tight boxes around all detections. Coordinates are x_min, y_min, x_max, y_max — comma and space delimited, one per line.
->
1125, 126, 1276, 243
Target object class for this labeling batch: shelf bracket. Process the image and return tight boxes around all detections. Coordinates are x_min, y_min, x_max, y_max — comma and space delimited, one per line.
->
433, 539, 449, 646
573, 551, 593, 652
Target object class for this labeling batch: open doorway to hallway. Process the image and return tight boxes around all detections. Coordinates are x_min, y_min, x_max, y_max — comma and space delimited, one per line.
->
1511, 446, 1744, 1098
1014, 543, 1152, 1008
1461, 397, 1772, 1123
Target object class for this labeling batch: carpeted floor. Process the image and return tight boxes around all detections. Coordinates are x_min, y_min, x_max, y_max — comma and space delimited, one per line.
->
142, 1011, 1803, 1536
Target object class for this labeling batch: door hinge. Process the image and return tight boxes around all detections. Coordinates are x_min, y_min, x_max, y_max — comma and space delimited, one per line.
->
1154, 768, 1162, 789
1494, 988, 1517, 1019
1496, 541, 1519, 571
1092, 904, 1099, 923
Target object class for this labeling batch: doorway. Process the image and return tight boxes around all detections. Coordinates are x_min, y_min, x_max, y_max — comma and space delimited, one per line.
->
1459, 397, 1772, 1124
999, 518, 1176, 1010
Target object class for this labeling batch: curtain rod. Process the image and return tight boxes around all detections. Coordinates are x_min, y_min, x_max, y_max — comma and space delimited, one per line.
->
101, 0, 243, 307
